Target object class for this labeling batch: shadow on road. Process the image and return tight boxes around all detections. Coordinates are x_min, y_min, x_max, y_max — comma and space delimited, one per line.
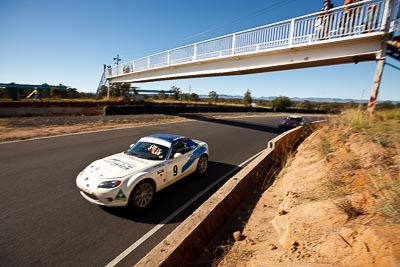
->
100, 160, 239, 224
177, 113, 281, 134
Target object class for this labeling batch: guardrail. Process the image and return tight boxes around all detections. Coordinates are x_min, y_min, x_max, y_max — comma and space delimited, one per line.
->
107, 0, 389, 78
135, 121, 325, 266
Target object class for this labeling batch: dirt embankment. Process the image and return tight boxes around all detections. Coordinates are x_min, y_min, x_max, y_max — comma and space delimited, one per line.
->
218, 111, 400, 266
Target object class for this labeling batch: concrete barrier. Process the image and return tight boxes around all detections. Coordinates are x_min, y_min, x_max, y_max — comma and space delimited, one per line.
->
103, 105, 327, 115
0, 103, 327, 117
135, 122, 322, 266
0, 107, 102, 117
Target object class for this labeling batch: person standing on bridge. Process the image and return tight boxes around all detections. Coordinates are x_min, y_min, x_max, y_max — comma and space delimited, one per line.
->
365, 3, 378, 32
316, 0, 333, 39
341, 0, 363, 35
323, 0, 333, 11
322, 0, 333, 38
340, 0, 354, 35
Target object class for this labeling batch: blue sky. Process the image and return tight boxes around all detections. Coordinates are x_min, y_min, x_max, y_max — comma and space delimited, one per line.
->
0, 0, 398, 101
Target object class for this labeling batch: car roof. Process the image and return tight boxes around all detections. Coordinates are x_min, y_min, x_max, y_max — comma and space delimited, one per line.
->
286, 116, 303, 120
147, 134, 187, 143
287, 116, 302, 118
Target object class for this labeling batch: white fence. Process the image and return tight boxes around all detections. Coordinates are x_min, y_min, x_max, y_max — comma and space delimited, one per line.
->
108, 0, 390, 78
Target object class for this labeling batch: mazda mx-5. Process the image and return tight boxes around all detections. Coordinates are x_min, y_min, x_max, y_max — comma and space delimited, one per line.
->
76, 134, 209, 209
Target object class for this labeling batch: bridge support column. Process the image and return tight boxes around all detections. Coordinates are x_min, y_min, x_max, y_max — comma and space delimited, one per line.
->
368, 0, 396, 113
367, 57, 386, 113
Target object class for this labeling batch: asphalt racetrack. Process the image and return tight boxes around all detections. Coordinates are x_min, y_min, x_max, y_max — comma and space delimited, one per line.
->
0, 114, 323, 266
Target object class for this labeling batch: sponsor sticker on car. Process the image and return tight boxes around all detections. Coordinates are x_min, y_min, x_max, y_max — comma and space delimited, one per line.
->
115, 189, 127, 200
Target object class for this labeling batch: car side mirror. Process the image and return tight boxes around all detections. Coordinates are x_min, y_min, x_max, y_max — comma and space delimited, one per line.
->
174, 153, 182, 159
129, 143, 135, 148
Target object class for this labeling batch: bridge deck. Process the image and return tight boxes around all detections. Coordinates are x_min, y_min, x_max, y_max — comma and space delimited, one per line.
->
106, 0, 397, 84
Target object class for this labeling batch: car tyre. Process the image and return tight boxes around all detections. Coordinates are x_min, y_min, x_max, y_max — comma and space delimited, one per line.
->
196, 154, 208, 175
129, 180, 155, 209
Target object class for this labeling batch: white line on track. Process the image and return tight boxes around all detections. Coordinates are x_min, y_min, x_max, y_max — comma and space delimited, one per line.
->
105, 150, 263, 267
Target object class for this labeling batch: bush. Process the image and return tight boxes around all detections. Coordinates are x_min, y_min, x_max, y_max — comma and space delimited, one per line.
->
271, 96, 292, 110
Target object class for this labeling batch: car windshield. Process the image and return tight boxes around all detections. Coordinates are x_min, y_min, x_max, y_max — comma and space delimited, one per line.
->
288, 117, 302, 122
126, 141, 169, 160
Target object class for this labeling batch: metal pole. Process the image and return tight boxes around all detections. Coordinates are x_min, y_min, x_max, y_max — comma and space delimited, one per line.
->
232, 33, 236, 55
367, 0, 394, 113
289, 18, 295, 46
367, 57, 386, 112
113, 54, 121, 75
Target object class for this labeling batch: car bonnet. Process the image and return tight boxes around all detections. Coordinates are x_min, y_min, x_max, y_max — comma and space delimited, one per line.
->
84, 152, 159, 179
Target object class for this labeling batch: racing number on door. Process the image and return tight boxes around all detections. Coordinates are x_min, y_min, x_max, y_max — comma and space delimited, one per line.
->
173, 165, 178, 176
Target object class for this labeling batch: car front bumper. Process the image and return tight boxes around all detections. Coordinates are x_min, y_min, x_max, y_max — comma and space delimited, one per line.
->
76, 175, 129, 207
78, 190, 129, 207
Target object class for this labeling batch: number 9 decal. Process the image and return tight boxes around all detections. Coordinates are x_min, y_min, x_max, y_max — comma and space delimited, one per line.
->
173, 165, 178, 176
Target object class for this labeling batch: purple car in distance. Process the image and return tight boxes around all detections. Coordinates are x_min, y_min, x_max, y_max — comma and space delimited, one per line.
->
278, 116, 305, 132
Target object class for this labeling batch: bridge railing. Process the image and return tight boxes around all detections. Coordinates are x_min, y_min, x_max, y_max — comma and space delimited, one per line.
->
109, 0, 389, 78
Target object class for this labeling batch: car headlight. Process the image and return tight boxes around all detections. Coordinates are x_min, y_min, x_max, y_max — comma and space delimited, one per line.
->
98, 180, 122, 188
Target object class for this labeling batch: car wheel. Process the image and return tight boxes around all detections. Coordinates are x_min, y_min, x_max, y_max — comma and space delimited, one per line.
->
196, 154, 208, 175
129, 180, 155, 209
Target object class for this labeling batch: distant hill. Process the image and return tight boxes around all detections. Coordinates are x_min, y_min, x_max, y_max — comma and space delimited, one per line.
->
200, 94, 399, 104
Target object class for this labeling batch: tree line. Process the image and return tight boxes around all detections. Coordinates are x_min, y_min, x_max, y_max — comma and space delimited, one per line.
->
0, 83, 94, 100
95, 84, 400, 111
2, 83, 397, 112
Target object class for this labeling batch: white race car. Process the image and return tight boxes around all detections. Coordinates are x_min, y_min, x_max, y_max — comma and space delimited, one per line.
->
76, 134, 209, 209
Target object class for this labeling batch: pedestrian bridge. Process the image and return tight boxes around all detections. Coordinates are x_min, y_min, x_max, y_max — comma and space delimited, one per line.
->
104, 0, 399, 85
